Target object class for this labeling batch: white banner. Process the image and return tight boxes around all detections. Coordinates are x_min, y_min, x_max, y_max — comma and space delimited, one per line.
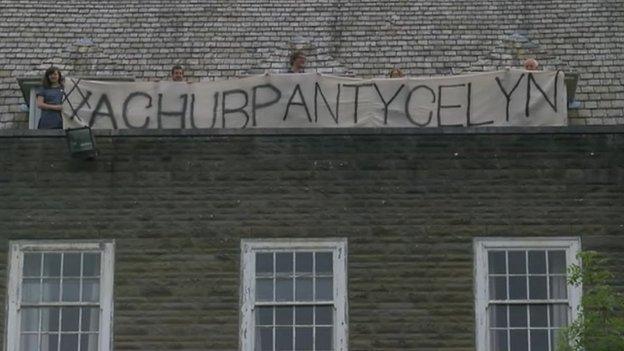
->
62, 70, 567, 129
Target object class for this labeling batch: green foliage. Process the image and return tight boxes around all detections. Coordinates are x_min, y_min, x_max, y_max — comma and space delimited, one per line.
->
557, 251, 624, 351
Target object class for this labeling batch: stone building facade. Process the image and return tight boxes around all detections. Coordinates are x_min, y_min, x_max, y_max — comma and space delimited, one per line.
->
1, 127, 623, 350
1, 1, 623, 351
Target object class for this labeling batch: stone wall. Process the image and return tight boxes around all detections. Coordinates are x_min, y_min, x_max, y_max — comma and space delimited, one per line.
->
0, 128, 623, 350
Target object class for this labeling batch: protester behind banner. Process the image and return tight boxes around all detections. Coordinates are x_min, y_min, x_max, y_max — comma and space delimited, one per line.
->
388, 68, 404, 78
288, 50, 306, 73
523, 58, 539, 71
171, 65, 186, 82
36, 67, 65, 129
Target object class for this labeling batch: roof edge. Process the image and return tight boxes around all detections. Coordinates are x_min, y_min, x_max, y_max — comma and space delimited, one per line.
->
1, 125, 624, 138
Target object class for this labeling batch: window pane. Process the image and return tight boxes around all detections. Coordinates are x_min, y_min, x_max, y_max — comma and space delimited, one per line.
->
42, 307, 60, 332
61, 307, 80, 332
275, 306, 293, 326
295, 252, 313, 274
510, 329, 528, 351
315, 306, 332, 326
276, 278, 293, 302
82, 254, 100, 277
295, 306, 313, 325
41, 334, 59, 351
529, 276, 547, 299
62, 278, 80, 302
256, 327, 273, 351
81, 308, 100, 332
256, 253, 273, 276
508, 251, 526, 274
489, 276, 507, 300
550, 305, 568, 327
315, 327, 332, 351
551, 330, 563, 351
23, 253, 42, 277
276, 253, 293, 275
295, 277, 313, 301
509, 276, 527, 300
315, 252, 332, 275
13, 247, 110, 351
20, 308, 39, 332
256, 278, 273, 302
490, 305, 507, 328
22, 278, 41, 303
509, 305, 527, 328
19, 334, 38, 351
530, 329, 549, 351
529, 305, 548, 328
549, 276, 567, 299
80, 334, 98, 351
60, 333, 78, 351
295, 327, 313, 350
490, 330, 508, 351
275, 327, 293, 351
256, 307, 273, 326
43, 253, 62, 277
488, 251, 507, 274
315, 277, 332, 301
42, 278, 60, 302
82, 278, 100, 303
62, 254, 81, 277
528, 251, 546, 274
548, 251, 566, 274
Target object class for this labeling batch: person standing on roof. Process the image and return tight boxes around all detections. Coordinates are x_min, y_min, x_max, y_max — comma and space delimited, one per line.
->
36, 67, 65, 129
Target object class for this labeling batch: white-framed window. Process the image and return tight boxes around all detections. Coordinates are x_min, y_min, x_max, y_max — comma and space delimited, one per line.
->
5, 241, 115, 351
474, 237, 581, 351
240, 239, 348, 351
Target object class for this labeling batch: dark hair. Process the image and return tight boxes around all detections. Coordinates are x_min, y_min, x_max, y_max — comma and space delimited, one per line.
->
171, 65, 184, 75
289, 50, 305, 66
42, 66, 63, 88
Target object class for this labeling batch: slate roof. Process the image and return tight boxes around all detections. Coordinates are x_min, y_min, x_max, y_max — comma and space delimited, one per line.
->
1, 0, 623, 128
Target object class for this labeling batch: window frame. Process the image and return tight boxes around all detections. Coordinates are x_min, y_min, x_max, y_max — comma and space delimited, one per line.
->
473, 237, 581, 351
5, 240, 115, 351
240, 238, 348, 351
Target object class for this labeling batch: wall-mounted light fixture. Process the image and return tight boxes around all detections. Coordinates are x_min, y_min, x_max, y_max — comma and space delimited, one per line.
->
66, 127, 98, 159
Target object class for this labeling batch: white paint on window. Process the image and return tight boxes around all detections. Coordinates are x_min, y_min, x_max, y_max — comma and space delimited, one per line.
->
5, 240, 115, 351
474, 237, 581, 351
240, 238, 348, 351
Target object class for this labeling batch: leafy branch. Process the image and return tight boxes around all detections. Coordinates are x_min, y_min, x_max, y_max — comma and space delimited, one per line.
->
557, 251, 624, 351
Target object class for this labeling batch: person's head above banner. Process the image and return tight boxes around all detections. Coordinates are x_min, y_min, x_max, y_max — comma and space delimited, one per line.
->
523, 58, 539, 71
171, 65, 185, 82
288, 50, 306, 74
